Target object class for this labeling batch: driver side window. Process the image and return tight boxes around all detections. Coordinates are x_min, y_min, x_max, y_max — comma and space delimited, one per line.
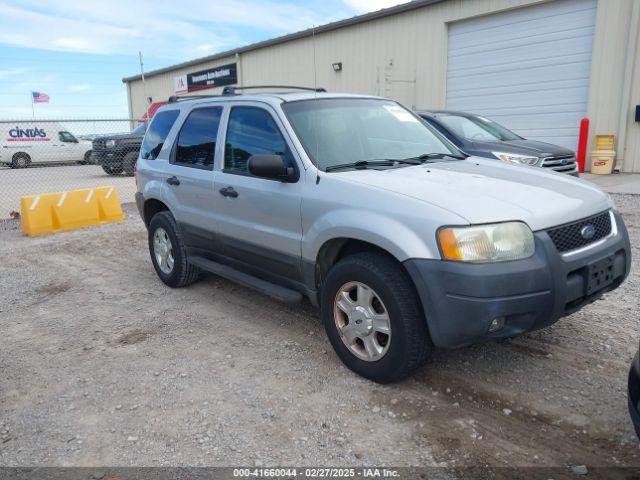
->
58, 131, 77, 143
224, 107, 289, 175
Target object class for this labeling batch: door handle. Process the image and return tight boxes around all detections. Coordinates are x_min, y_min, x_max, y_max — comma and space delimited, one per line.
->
166, 176, 180, 186
219, 186, 238, 198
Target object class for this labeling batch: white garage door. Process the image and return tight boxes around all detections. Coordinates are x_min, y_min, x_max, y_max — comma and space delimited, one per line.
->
446, 0, 597, 150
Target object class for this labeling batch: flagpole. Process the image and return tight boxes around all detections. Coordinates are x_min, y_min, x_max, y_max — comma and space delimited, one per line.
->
31, 93, 34, 120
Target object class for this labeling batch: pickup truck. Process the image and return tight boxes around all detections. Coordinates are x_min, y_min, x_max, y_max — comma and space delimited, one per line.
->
92, 123, 146, 175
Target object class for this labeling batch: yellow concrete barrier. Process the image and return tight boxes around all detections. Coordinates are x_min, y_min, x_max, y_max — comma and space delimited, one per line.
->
20, 186, 124, 236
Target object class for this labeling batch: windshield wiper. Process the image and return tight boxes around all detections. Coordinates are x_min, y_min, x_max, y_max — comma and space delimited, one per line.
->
405, 152, 467, 162
325, 158, 421, 172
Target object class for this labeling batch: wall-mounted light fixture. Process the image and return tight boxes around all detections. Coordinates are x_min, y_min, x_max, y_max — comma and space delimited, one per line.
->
147, 96, 153, 103
332, 62, 342, 72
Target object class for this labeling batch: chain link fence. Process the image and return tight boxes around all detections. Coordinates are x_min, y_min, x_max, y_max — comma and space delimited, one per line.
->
0, 119, 144, 219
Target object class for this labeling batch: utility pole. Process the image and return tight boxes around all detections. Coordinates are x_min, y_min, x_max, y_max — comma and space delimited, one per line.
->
139, 51, 150, 125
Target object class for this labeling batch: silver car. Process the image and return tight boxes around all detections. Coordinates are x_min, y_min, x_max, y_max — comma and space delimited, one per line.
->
135, 90, 631, 383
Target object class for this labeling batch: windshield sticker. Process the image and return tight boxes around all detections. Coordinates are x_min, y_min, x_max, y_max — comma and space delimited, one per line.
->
384, 105, 419, 123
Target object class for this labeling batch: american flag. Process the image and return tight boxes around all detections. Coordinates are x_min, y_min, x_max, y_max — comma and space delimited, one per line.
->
32, 91, 50, 103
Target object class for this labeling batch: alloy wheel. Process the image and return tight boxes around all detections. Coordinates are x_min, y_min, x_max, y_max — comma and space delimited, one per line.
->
334, 281, 391, 362
153, 227, 174, 274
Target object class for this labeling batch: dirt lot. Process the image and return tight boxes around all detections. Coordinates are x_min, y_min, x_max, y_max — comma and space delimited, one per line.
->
0, 195, 639, 470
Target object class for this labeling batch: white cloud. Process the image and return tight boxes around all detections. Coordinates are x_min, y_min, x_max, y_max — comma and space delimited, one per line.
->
51, 37, 95, 52
0, 106, 66, 117
0, 0, 348, 59
68, 84, 91, 92
343, 0, 409, 13
0, 67, 31, 79
194, 43, 218, 53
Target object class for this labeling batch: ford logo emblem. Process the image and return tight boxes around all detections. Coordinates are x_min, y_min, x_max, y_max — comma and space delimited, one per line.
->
561, 158, 568, 165
581, 224, 596, 240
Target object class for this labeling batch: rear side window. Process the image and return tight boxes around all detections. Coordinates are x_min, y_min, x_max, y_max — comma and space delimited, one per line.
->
174, 107, 222, 169
224, 107, 288, 174
140, 110, 179, 160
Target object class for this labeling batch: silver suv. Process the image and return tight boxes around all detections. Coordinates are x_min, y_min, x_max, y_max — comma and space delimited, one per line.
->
135, 89, 631, 383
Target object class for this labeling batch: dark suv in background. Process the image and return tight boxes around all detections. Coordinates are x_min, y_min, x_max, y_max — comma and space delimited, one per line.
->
417, 110, 578, 176
92, 122, 146, 176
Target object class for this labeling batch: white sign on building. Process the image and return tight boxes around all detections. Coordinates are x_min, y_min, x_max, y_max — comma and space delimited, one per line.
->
174, 74, 188, 94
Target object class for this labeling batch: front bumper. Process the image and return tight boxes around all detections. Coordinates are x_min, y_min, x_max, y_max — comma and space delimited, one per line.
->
91, 149, 125, 165
629, 349, 640, 439
404, 211, 631, 348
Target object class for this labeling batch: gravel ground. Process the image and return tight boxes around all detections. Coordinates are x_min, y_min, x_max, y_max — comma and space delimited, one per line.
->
0, 195, 639, 469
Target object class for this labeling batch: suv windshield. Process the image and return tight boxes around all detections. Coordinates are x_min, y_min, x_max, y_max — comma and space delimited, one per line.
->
283, 98, 460, 171
132, 123, 147, 135
437, 114, 522, 142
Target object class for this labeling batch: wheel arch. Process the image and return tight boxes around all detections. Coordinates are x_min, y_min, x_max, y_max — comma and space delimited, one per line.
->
142, 197, 170, 228
313, 237, 406, 297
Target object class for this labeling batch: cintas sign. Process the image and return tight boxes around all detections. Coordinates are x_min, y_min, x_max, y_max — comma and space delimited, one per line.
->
174, 63, 237, 94
7, 126, 49, 141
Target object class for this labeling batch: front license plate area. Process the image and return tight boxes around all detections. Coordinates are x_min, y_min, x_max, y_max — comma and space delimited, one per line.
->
586, 255, 615, 296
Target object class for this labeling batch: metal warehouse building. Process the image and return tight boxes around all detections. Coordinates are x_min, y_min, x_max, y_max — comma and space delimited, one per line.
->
122, 0, 640, 173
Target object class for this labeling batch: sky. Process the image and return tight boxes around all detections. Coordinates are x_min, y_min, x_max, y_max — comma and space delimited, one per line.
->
0, 0, 407, 119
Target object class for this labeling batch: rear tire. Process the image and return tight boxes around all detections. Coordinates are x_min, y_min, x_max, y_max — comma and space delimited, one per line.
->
148, 211, 201, 288
321, 252, 431, 383
122, 151, 138, 176
11, 153, 30, 169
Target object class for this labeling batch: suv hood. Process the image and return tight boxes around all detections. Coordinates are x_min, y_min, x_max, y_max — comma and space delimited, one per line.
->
94, 133, 144, 142
335, 157, 611, 231
473, 139, 574, 157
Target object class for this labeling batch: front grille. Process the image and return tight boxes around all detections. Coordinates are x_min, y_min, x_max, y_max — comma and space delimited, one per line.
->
547, 211, 612, 253
541, 154, 576, 173
92, 139, 106, 153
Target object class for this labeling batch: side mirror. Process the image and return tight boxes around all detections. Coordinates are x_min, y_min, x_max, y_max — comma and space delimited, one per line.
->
247, 154, 295, 182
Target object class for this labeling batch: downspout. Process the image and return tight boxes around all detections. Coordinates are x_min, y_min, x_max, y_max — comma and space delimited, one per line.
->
126, 81, 134, 129
236, 52, 243, 88
614, 0, 640, 172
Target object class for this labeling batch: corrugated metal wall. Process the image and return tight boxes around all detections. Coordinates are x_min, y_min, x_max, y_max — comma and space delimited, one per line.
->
128, 0, 540, 119
126, 0, 640, 172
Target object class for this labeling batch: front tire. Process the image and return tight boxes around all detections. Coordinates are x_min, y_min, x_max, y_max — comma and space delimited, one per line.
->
102, 162, 123, 175
122, 151, 138, 176
148, 211, 200, 288
79, 150, 92, 165
321, 252, 431, 383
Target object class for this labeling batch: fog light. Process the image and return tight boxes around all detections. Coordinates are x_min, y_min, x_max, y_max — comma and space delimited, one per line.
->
489, 317, 505, 332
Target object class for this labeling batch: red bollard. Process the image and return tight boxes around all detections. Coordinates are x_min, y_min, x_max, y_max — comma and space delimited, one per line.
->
576, 118, 589, 173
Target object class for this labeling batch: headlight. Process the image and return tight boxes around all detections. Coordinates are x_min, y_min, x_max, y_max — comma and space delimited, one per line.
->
437, 222, 535, 263
105, 140, 116, 148
492, 151, 539, 166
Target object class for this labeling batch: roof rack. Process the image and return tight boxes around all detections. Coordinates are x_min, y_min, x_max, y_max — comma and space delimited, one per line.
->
167, 85, 326, 103
221, 85, 326, 95
167, 94, 222, 103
